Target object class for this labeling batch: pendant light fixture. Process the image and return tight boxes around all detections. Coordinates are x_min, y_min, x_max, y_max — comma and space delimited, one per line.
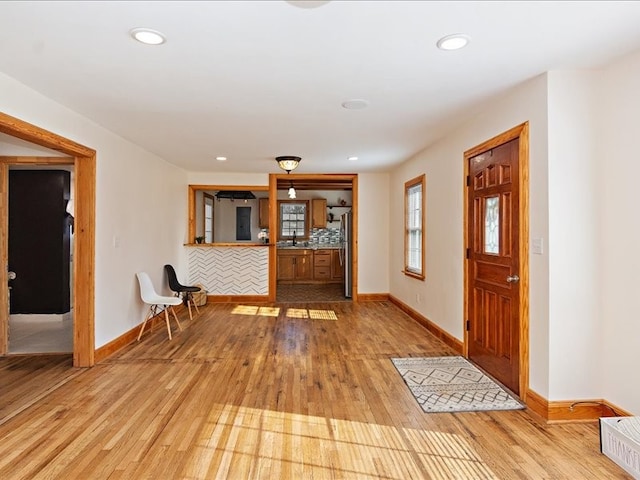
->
276, 156, 300, 198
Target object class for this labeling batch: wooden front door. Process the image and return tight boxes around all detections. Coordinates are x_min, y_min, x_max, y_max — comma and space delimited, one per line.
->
467, 137, 521, 394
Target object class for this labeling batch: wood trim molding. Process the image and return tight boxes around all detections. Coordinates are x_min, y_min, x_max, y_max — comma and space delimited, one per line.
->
95, 306, 187, 362
403, 174, 426, 280
94, 325, 141, 363
74, 156, 96, 367
0, 112, 95, 158
351, 175, 359, 303
207, 295, 270, 303
526, 389, 632, 423
0, 156, 74, 164
268, 175, 278, 301
0, 112, 96, 367
389, 295, 463, 353
463, 122, 530, 399
188, 184, 270, 245
358, 293, 390, 302
0, 164, 7, 354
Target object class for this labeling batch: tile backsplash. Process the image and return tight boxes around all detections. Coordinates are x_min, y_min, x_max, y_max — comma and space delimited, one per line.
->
310, 227, 342, 245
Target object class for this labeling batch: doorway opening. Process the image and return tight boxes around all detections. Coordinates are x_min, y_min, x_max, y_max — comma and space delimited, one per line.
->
0, 111, 96, 367
271, 174, 358, 303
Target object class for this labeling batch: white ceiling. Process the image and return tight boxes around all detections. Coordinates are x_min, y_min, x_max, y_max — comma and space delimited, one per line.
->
1, 1, 640, 174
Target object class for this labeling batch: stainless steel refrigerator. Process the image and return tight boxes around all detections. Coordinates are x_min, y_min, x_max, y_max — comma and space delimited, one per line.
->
340, 211, 353, 298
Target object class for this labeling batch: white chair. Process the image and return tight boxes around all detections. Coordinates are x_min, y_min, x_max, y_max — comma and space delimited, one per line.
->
136, 272, 183, 341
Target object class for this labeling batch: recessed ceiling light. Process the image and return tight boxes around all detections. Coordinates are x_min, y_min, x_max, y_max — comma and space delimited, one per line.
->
341, 99, 370, 110
436, 34, 470, 51
215, 156, 227, 161
286, 0, 331, 8
130, 28, 166, 45
348, 156, 358, 161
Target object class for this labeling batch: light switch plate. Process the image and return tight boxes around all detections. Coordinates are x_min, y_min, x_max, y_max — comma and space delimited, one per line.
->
532, 237, 544, 255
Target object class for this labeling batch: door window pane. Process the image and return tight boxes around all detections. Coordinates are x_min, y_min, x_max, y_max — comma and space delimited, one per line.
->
484, 196, 499, 254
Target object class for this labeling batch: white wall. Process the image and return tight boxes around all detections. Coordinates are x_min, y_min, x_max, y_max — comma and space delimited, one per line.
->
547, 71, 602, 400
357, 173, 390, 295
599, 50, 640, 413
0, 72, 188, 349
213, 198, 260, 243
389, 74, 553, 398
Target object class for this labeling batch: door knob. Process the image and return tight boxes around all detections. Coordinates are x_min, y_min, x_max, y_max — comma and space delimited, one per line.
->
8, 271, 16, 280
506, 275, 519, 283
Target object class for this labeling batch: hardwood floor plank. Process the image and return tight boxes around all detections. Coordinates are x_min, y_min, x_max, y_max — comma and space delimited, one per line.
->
0, 301, 633, 479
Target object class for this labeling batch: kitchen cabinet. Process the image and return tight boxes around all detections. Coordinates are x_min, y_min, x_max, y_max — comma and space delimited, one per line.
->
259, 197, 270, 228
311, 198, 327, 229
331, 249, 344, 280
277, 248, 345, 284
313, 249, 331, 280
277, 249, 312, 282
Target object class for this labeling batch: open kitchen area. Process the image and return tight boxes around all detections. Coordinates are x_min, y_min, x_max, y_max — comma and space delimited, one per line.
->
274, 190, 352, 302
186, 174, 355, 303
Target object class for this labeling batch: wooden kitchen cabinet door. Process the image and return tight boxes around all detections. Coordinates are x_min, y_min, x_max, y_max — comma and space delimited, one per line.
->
259, 197, 270, 229
311, 198, 327, 228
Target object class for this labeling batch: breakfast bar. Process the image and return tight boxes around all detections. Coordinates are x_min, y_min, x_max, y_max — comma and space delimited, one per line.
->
185, 243, 269, 296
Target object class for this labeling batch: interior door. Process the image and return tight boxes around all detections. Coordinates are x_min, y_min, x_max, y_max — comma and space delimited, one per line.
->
467, 138, 520, 394
9, 170, 71, 314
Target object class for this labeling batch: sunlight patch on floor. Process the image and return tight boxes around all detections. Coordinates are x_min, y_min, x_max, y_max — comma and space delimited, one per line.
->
184, 403, 499, 479
231, 306, 281, 317
231, 305, 337, 320
286, 308, 337, 320
286, 308, 309, 319
308, 309, 337, 320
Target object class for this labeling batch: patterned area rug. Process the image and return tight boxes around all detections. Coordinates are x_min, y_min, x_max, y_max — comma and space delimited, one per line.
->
391, 356, 525, 413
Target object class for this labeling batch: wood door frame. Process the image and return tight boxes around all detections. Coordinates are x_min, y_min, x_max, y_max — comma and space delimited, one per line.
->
268, 173, 358, 302
188, 185, 270, 244
0, 112, 96, 367
463, 122, 529, 399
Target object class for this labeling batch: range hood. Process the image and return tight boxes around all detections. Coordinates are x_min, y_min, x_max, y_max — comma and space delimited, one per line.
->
215, 190, 256, 200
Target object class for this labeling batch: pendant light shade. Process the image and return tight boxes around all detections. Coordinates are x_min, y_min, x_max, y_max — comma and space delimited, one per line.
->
276, 156, 301, 173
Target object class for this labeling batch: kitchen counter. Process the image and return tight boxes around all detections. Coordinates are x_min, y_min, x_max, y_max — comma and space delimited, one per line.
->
185, 242, 269, 247
277, 244, 341, 250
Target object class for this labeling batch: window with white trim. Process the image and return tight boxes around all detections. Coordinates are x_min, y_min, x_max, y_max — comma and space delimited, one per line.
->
404, 174, 425, 279
203, 193, 214, 243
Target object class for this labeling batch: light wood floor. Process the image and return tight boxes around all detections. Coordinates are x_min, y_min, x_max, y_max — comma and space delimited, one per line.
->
0, 301, 631, 479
